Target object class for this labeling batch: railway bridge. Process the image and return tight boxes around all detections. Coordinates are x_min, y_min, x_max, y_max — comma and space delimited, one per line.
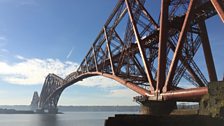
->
31, 0, 224, 115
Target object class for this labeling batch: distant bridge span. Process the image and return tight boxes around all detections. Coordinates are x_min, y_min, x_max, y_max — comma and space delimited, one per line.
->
34, 0, 224, 112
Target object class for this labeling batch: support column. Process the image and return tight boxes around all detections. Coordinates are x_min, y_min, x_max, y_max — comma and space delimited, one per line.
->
85, 57, 89, 72
198, 20, 218, 82
104, 27, 116, 75
92, 46, 98, 72
157, 0, 169, 93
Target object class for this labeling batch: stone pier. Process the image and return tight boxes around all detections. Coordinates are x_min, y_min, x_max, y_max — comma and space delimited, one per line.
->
199, 81, 224, 117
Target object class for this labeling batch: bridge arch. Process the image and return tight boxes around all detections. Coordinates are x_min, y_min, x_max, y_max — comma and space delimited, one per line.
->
38, 72, 150, 111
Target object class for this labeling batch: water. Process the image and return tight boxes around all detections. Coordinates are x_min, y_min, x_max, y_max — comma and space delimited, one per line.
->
0, 112, 136, 126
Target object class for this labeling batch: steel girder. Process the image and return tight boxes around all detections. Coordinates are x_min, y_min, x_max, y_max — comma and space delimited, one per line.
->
37, 0, 223, 110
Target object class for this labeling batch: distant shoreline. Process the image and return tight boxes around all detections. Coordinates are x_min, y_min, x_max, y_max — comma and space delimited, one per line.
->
0, 104, 198, 113
0, 108, 34, 114
0, 105, 140, 113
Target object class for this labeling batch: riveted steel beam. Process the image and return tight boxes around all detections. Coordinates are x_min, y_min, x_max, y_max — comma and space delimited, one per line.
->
104, 27, 116, 75
198, 20, 218, 81
134, 0, 159, 29
164, 0, 197, 92
125, 0, 155, 91
156, 0, 169, 93
92, 45, 99, 72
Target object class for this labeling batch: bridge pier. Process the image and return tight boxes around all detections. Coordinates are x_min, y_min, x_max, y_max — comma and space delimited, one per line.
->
140, 101, 177, 115
36, 109, 44, 114
48, 108, 58, 114
199, 81, 224, 117
35, 108, 58, 114
135, 96, 177, 115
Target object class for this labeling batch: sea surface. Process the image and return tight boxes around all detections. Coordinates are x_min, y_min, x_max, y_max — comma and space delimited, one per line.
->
0, 111, 137, 126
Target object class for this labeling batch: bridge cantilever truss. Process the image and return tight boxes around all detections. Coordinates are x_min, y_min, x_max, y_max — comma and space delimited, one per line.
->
37, 0, 224, 111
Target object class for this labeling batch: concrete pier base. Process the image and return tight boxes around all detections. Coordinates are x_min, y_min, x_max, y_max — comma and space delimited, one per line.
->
140, 101, 177, 115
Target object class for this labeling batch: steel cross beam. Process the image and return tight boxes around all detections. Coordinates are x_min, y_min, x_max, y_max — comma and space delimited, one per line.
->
104, 27, 116, 75
125, 0, 155, 92
92, 45, 98, 71
164, 0, 197, 92
168, 40, 205, 87
134, 0, 159, 29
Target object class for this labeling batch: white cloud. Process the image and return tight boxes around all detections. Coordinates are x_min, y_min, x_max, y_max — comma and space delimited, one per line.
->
0, 55, 122, 87
0, 57, 78, 85
108, 88, 139, 98
77, 76, 119, 88
15, 55, 26, 60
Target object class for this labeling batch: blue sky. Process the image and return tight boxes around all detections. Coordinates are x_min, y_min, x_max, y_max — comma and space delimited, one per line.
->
0, 0, 139, 106
0, 0, 223, 105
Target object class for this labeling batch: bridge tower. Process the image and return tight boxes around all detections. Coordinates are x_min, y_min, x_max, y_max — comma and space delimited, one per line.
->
30, 91, 39, 111
37, 74, 64, 113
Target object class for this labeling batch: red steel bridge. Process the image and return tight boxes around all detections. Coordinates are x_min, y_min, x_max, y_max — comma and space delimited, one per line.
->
33, 0, 224, 113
